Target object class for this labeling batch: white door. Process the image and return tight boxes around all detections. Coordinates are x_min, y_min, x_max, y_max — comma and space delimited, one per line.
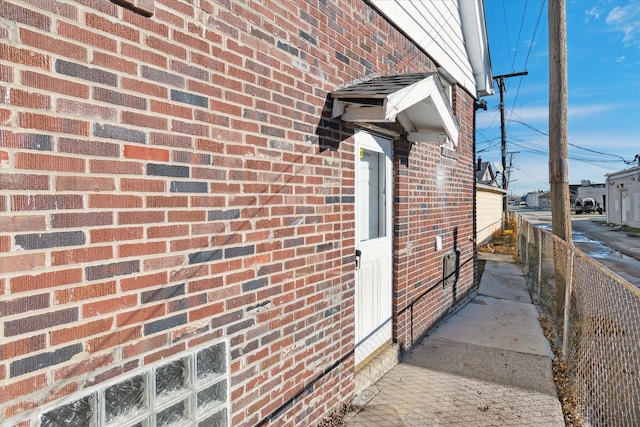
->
355, 132, 393, 366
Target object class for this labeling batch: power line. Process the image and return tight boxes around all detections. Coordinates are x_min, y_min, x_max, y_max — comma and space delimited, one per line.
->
514, 166, 548, 184
476, 106, 501, 131
508, 138, 632, 168
506, 118, 638, 164
501, 0, 513, 67
510, 0, 529, 72
522, 0, 547, 72
507, 0, 547, 126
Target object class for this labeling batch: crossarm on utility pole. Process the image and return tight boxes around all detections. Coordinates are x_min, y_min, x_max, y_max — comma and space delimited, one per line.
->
493, 71, 528, 228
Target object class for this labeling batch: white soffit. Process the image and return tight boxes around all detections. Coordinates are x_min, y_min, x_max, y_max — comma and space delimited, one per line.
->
459, 0, 494, 96
331, 73, 459, 145
370, 0, 493, 97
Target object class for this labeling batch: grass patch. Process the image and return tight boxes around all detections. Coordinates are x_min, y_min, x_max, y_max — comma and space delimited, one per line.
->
478, 217, 518, 256
602, 222, 640, 236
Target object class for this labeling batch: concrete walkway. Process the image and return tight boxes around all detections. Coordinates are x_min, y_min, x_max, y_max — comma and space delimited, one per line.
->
345, 253, 565, 426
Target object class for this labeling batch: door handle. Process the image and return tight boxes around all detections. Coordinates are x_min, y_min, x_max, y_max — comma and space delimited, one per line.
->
355, 249, 361, 270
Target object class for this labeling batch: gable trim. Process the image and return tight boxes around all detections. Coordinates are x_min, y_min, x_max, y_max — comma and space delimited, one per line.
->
331, 73, 459, 146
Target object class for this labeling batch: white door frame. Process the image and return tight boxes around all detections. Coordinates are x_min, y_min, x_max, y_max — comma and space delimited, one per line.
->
354, 131, 393, 366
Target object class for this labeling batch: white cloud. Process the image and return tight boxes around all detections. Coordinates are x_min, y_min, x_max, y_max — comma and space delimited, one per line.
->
569, 129, 640, 154
585, 6, 602, 21
510, 106, 549, 123
605, 3, 640, 47
569, 103, 621, 118
475, 109, 500, 130
509, 151, 623, 195
477, 103, 621, 132
510, 157, 551, 195
475, 105, 549, 130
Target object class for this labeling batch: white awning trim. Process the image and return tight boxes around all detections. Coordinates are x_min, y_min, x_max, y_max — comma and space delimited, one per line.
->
331, 73, 459, 146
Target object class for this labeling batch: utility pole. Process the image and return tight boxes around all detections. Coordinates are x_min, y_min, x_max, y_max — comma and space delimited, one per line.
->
494, 71, 528, 226
507, 151, 518, 189
549, 0, 572, 243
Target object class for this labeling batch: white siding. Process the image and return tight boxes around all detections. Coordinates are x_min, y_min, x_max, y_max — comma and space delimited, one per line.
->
476, 185, 505, 245
576, 185, 606, 207
370, 0, 479, 95
526, 192, 539, 208
606, 168, 640, 228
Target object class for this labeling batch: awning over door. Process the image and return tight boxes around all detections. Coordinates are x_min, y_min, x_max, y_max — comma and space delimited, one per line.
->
331, 73, 459, 146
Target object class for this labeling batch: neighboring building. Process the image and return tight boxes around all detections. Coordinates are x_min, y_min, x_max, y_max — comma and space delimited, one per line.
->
525, 190, 552, 209
572, 180, 606, 211
0, 1, 492, 426
475, 158, 500, 187
526, 190, 576, 209
475, 158, 505, 244
528, 184, 607, 212
476, 184, 507, 245
538, 192, 553, 209
606, 167, 640, 228
576, 181, 606, 205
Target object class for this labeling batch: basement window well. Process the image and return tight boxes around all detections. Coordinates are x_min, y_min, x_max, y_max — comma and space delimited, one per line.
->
38, 342, 228, 427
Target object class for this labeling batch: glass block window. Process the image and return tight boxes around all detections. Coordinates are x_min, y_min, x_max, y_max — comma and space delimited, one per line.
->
40, 342, 228, 427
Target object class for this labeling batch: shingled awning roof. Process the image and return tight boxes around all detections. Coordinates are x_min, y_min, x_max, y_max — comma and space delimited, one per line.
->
331, 73, 459, 145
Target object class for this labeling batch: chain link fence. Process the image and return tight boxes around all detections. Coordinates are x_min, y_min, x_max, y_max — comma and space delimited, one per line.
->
518, 217, 640, 426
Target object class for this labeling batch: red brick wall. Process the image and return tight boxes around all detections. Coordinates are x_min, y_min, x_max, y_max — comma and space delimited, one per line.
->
392, 85, 477, 349
0, 0, 477, 425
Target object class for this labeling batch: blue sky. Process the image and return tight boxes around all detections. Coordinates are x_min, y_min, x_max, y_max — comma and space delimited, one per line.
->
478, 0, 640, 196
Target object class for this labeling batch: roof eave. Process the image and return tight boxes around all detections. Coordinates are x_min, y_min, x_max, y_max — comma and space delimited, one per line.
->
459, 0, 494, 97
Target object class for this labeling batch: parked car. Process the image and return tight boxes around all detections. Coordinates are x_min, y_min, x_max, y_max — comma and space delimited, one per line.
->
575, 198, 596, 214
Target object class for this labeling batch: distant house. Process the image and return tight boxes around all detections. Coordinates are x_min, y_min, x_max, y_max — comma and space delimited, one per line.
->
538, 192, 553, 209
475, 158, 500, 187
0, 0, 492, 425
525, 190, 551, 209
606, 167, 640, 228
475, 159, 505, 244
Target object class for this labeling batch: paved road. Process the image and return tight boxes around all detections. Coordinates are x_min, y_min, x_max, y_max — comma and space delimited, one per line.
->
519, 210, 640, 287
572, 217, 640, 287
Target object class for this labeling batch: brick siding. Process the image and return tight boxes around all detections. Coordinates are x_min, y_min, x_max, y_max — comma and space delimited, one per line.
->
393, 85, 477, 348
0, 0, 477, 425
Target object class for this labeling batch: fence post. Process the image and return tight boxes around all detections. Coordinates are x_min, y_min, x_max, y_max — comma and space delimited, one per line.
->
536, 227, 542, 303
515, 213, 519, 258
562, 249, 574, 362
525, 220, 530, 274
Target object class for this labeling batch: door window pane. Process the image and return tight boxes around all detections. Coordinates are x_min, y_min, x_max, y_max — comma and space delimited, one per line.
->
359, 148, 386, 241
